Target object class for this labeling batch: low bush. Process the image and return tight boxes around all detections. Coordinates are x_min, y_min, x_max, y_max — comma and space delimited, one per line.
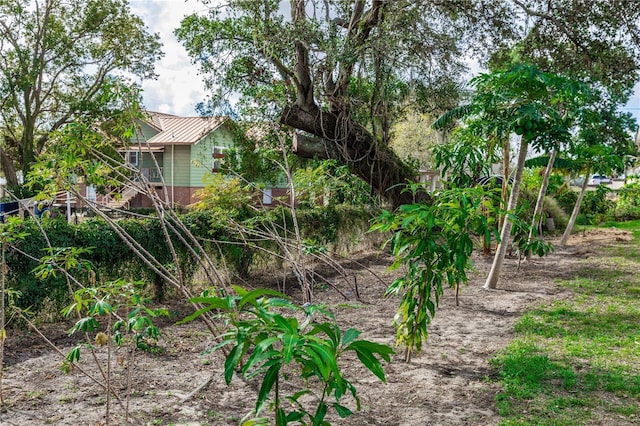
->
5, 205, 376, 318
553, 187, 578, 216
517, 188, 568, 233
612, 182, 640, 221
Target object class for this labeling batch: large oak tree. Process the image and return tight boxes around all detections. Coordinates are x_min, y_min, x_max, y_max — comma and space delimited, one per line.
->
177, 0, 640, 208
0, 0, 163, 188
176, 0, 515, 208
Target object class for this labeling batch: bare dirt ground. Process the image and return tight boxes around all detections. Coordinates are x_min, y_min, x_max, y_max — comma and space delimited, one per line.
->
1, 228, 633, 426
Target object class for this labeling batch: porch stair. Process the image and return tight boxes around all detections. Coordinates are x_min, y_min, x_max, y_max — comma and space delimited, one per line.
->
105, 185, 139, 209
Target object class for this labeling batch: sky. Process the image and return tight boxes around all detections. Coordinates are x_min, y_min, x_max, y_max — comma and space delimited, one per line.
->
624, 86, 640, 127
130, 0, 640, 128
129, 0, 207, 116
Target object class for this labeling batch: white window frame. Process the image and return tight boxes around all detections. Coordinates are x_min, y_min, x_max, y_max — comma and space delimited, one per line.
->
86, 185, 97, 203
127, 151, 139, 167
262, 187, 273, 205
212, 146, 227, 172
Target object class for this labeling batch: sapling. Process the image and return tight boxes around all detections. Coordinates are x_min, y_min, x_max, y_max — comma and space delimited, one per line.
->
183, 286, 394, 425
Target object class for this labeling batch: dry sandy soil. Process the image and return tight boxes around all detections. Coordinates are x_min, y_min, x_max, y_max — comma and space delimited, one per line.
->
1, 228, 633, 426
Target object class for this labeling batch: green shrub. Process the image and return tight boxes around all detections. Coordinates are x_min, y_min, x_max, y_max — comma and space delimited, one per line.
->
612, 182, 640, 221
582, 186, 614, 220
517, 188, 568, 232
554, 188, 578, 215
543, 196, 569, 230
6, 205, 377, 318
185, 286, 393, 424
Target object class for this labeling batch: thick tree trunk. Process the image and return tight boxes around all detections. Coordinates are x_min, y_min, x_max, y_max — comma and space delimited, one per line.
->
293, 133, 351, 160
526, 148, 557, 261
21, 121, 36, 182
282, 104, 429, 208
0, 149, 19, 189
484, 135, 529, 290
560, 168, 590, 247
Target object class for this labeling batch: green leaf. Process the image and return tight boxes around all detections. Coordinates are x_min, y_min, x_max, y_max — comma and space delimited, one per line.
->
341, 328, 361, 346
309, 322, 339, 348
113, 319, 125, 331
188, 295, 237, 310
264, 297, 298, 310
273, 314, 298, 335
232, 285, 250, 297
346, 340, 394, 382
286, 410, 305, 423
302, 303, 334, 320
65, 345, 82, 363
299, 343, 327, 379
242, 337, 280, 375
255, 363, 280, 414
307, 340, 339, 381
287, 389, 312, 404
235, 286, 289, 310
426, 299, 436, 317
432, 104, 473, 129
176, 304, 218, 325
130, 316, 152, 332
353, 346, 387, 382
74, 291, 83, 313
246, 357, 281, 380
347, 340, 395, 361
224, 344, 243, 385
282, 333, 299, 364
276, 408, 287, 425
333, 403, 354, 418
113, 331, 123, 346
61, 302, 77, 318
312, 402, 328, 426
69, 317, 100, 334
90, 299, 112, 316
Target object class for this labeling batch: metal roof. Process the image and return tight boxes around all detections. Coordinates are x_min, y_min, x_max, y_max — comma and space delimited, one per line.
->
144, 111, 227, 145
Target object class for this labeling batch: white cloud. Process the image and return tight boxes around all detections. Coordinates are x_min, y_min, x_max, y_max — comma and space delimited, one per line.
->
130, 0, 210, 116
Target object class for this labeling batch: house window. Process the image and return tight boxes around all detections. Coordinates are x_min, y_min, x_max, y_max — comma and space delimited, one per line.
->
127, 151, 139, 167
212, 146, 226, 172
263, 187, 273, 205
86, 185, 96, 203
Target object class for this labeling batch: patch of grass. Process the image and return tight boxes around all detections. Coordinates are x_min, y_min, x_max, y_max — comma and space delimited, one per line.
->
600, 219, 640, 238
607, 242, 640, 264
608, 403, 640, 416
491, 343, 576, 399
493, 220, 640, 425
517, 303, 639, 343
567, 277, 640, 300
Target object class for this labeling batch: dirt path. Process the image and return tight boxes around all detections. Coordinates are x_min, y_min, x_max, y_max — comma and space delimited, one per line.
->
1, 229, 630, 425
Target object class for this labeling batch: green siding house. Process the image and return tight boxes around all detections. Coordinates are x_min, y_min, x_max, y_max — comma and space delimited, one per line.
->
122, 111, 237, 208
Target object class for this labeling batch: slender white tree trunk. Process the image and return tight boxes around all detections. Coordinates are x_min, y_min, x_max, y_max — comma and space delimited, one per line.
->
560, 167, 591, 247
526, 148, 557, 261
484, 136, 529, 290
499, 140, 510, 228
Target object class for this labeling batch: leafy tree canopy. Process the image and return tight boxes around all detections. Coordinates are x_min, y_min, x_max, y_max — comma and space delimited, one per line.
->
176, 0, 516, 207
491, 0, 640, 100
389, 110, 442, 170
176, 1, 640, 207
569, 99, 638, 176
0, 0, 163, 189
